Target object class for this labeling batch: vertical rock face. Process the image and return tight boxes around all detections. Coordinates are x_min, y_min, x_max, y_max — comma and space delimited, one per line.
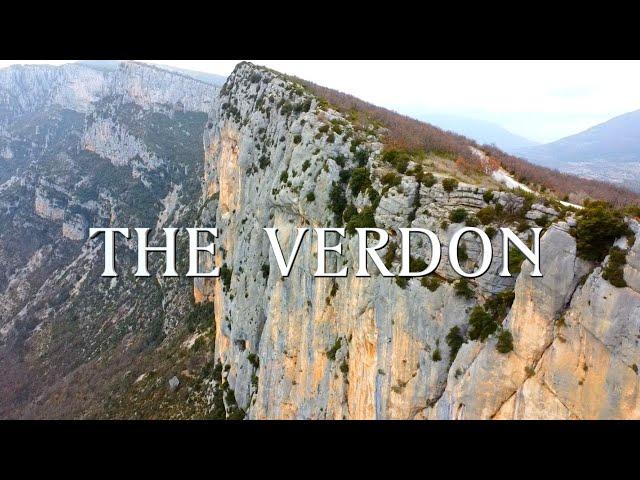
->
197, 65, 487, 419
35, 187, 66, 221
429, 225, 591, 419
513, 221, 640, 419
62, 213, 88, 241
82, 118, 163, 169
200, 63, 640, 420
430, 222, 640, 420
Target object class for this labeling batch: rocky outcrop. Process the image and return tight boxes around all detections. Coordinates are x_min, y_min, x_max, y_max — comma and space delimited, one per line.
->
428, 225, 590, 418
427, 221, 640, 420
82, 118, 161, 169
62, 213, 88, 241
525, 203, 559, 222
35, 188, 66, 221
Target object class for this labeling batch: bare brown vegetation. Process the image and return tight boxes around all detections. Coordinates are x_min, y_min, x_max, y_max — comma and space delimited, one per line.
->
481, 145, 640, 208
297, 77, 640, 208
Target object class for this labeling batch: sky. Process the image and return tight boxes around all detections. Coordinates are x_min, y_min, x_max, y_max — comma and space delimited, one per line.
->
2, 60, 640, 143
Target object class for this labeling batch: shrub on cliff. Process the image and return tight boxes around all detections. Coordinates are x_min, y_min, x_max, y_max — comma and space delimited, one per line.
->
220, 264, 232, 292
280, 102, 293, 115
446, 326, 465, 362
354, 149, 369, 167
384, 241, 397, 269
339, 169, 352, 184
246, 352, 260, 368
381, 172, 401, 188
454, 278, 474, 299
575, 201, 630, 262
368, 187, 381, 208
535, 214, 551, 228
508, 246, 526, 274
326, 338, 342, 361
602, 246, 628, 288
431, 348, 442, 362
349, 167, 371, 196
418, 171, 437, 187
484, 290, 515, 322
442, 178, 458, 192
465, 215, 479, 227
468, 306, 497, 341
496, 329, 514, 354
342, 204, 357, 223
408, 256, 428, 273
449, 208, 468, 224
346, 206, 376, 234
329, 182, 347, 223
261, 263, 270, 279
382, 150, 411, 174
476, 206, 496, 225
421, 276, 441, 291
259, 155, 270, 169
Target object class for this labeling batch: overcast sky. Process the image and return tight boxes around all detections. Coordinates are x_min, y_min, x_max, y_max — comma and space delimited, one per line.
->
2, 60, 640, 143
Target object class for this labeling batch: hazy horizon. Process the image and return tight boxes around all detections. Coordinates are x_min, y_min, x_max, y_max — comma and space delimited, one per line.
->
2, 59, 639, 144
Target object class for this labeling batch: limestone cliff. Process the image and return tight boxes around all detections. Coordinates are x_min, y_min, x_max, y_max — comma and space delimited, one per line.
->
199, 62, 640, 419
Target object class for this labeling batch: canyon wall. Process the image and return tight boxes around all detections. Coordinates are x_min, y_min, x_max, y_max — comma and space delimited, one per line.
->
199, 63, 640, 419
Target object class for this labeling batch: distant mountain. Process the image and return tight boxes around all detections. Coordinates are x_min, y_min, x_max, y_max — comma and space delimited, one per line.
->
78, 60, 227, 86
517, 109, 640, 191
418, 113, 539, 153
150, 63, 227, 86
77, 60, 121, 72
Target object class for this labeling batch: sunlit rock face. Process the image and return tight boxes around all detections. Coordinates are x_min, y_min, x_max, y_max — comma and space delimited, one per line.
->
200, 63, 640, 420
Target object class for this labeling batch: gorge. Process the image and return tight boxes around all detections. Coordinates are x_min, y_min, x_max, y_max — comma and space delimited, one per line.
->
0, 61, 639, 419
